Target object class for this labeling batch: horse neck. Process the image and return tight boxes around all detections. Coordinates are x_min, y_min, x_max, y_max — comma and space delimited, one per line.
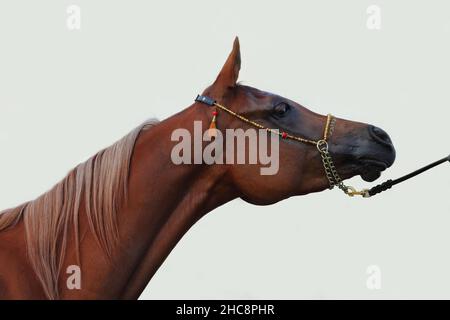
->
100, 105, 238, 299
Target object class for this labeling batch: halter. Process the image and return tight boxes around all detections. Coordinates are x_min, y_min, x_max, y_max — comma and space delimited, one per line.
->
195, 94, 450, 198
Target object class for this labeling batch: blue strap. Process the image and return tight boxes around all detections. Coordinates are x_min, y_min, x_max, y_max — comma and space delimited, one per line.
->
195, 95, 216, 106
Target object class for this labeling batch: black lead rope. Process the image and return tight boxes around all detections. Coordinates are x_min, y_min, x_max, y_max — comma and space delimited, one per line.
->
367, 155, 450, 197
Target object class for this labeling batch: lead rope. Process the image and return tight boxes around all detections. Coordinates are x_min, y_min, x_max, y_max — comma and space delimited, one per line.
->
195, 95, 450, 198
365, 155, 450, 197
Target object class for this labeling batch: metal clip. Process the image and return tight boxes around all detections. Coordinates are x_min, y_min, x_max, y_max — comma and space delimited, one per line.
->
344, 186, 370, 198
316, 139, 328, 153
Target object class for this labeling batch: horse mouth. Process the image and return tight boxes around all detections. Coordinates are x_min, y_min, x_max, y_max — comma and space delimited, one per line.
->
359, 158, 388, 182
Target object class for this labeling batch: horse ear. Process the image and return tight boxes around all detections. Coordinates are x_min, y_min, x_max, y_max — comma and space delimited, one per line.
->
213, 37, 241, 90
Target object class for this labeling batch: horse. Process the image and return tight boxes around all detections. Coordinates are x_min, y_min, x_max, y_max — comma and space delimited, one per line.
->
0, 37, 396, 299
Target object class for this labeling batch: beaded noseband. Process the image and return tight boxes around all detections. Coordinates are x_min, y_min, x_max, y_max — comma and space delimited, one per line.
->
195, 94, 450, 198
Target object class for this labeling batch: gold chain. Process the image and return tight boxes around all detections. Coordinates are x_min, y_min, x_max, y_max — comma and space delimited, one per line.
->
316, 140, 370, 197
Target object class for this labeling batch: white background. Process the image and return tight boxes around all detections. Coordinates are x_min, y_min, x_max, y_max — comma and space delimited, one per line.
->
0, 0, 450, 299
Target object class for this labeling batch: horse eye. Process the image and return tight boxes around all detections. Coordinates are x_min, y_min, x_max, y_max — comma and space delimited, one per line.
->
273, 102, 291, 117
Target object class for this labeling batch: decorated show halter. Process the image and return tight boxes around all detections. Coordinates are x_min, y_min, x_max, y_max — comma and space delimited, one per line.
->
196, 95, 450, 198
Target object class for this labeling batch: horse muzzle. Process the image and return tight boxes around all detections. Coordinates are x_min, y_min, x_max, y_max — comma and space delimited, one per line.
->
357, 125, 396, 182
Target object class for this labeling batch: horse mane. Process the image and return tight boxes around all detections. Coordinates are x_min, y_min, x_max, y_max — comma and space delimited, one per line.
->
0, 119, 159, 299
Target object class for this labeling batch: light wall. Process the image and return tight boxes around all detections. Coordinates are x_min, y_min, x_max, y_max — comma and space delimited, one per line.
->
0, 0, 449, 298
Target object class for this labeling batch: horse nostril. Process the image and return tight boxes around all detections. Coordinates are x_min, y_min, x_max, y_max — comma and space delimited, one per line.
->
369, 125, 392, 145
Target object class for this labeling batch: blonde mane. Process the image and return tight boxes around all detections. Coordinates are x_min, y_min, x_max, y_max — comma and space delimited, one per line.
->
0, 119, 159, 299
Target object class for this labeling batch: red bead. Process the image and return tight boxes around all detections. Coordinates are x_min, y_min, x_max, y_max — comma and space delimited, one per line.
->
281, 132, 288, 139
212, 111, 218, 116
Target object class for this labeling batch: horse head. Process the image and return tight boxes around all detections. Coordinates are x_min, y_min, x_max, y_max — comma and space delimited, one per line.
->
197, 37, 396, 204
